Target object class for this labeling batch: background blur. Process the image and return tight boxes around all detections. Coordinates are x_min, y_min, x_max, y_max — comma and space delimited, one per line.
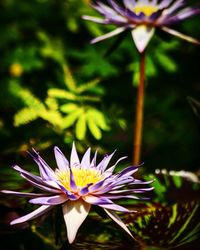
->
0, 0, 199, 170
0, 0, 199, 248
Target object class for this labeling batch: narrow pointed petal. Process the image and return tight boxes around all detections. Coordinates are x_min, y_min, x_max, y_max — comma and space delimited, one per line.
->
158, 0, 173, 9
97, 150, 116, 172
70, 142, 80, 167
162, 26, 200, 44
90, 150, 97, 167
82, 15, 108, 24
105, 156, 127, 175
163, 0, 185, 15
1, 190, 47, 198
91, 27, 126, 44
131, 26, 155, 53
29, 194, 68, 205
104, 209, 134, 238
62, 200, 91, 244
117, 165, 138, 178
83, 195, 130, 212
20, 173, 61, 193
10, 205, 52, 225
81, 148, 91, 168
29, 149, 56, 180
69, 168, 77, 192
99, 203, 131, 212
54, 147, 69, 171
123, 0, 136, 10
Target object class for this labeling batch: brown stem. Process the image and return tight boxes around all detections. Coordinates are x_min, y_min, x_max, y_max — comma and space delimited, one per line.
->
132, 51, 146, 166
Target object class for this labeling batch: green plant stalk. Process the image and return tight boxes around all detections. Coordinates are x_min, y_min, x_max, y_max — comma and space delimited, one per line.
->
133, 51, 146, 165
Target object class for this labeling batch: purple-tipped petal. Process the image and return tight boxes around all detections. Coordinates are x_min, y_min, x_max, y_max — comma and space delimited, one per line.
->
84, 195, 130, 212
104, 209, 134, 238
20, 173, 61, 193
1, 190, 47, 198
105, 156, 127, 175
89, 177, 109, 192
69, 168, 77, 192
162, 26, 200, 44
10, 205, 52, 225
79, 183, 93, 196
70, 142, 80, 167
91, 27, 127, 44
103, 194, 141, 200
162, 7, 200, 24
97, 150, 116, 172
54, 147, 69, 171
29, 149, 56, 180
13, 165, 59, 192
158, 0, 174, 9
83, 195, 111, 205
99, 203, 131, 212
162, 0, 185, 16
81, 148, 91, 169
90, 150, 97, 167
29, 194, 67, 205
117, 165, 138, 178
56, 183, 79, 200
62, 200, 91, 244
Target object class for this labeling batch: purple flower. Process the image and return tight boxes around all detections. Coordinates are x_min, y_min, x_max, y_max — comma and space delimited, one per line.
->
83, 0, 200, 52
1, 143, 153, 243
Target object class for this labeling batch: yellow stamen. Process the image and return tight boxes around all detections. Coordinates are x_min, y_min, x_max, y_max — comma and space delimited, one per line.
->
133, 4, 158, 17
56, 168, 102, 191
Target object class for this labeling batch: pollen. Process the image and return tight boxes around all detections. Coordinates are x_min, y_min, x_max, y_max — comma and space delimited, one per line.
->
133, 4, 158, 17
55, 168, 102, 190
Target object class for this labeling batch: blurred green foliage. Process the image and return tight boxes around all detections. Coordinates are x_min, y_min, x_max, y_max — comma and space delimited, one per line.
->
0, 0, 200, 249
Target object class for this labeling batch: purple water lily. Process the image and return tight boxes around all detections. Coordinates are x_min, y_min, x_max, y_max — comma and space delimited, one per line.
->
83, 0, 200, 52
1, 143, 153, 243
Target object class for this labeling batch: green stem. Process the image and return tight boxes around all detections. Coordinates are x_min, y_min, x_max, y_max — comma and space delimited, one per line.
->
133, 51, 146, 166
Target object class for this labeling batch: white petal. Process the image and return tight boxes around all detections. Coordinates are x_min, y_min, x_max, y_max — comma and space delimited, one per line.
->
10, 205, 52, 225
104, 209, 134, 239
62, 200, 91, 244
70, 142, 80, 167
162, 26, 200, 45
131, 26, 155, 53
54, 146, 69, 171
91, 27, 126, 44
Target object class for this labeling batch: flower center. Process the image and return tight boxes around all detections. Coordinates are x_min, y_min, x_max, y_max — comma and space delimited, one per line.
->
56, 168, 102, 190
133, 4, 158, 17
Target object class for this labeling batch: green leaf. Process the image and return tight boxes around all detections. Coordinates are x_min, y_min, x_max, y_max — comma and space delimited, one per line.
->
75, 114, 86, 140
48, 88, 77, 101
87, 113, 102, 140
14, 108, 39, 126
42, 110, 63, 128
88, 109, 110, 131
63, 64, 77, 91
62, 108, 84, 129
156, 52, 177, 72
60, 103, 78, 113
76, 78, 100, 94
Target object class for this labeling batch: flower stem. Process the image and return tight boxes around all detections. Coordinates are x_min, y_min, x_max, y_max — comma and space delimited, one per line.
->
132, 51, 146, 165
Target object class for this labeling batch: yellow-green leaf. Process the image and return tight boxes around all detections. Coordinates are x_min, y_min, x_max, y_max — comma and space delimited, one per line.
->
60, 103, 78, 113
48, 88, 76, 101
14, 108, 39, 127
87, 113, 102, 140
62, 108, 84, 129
75, 114, 86, 140
88, 109, 110, 131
